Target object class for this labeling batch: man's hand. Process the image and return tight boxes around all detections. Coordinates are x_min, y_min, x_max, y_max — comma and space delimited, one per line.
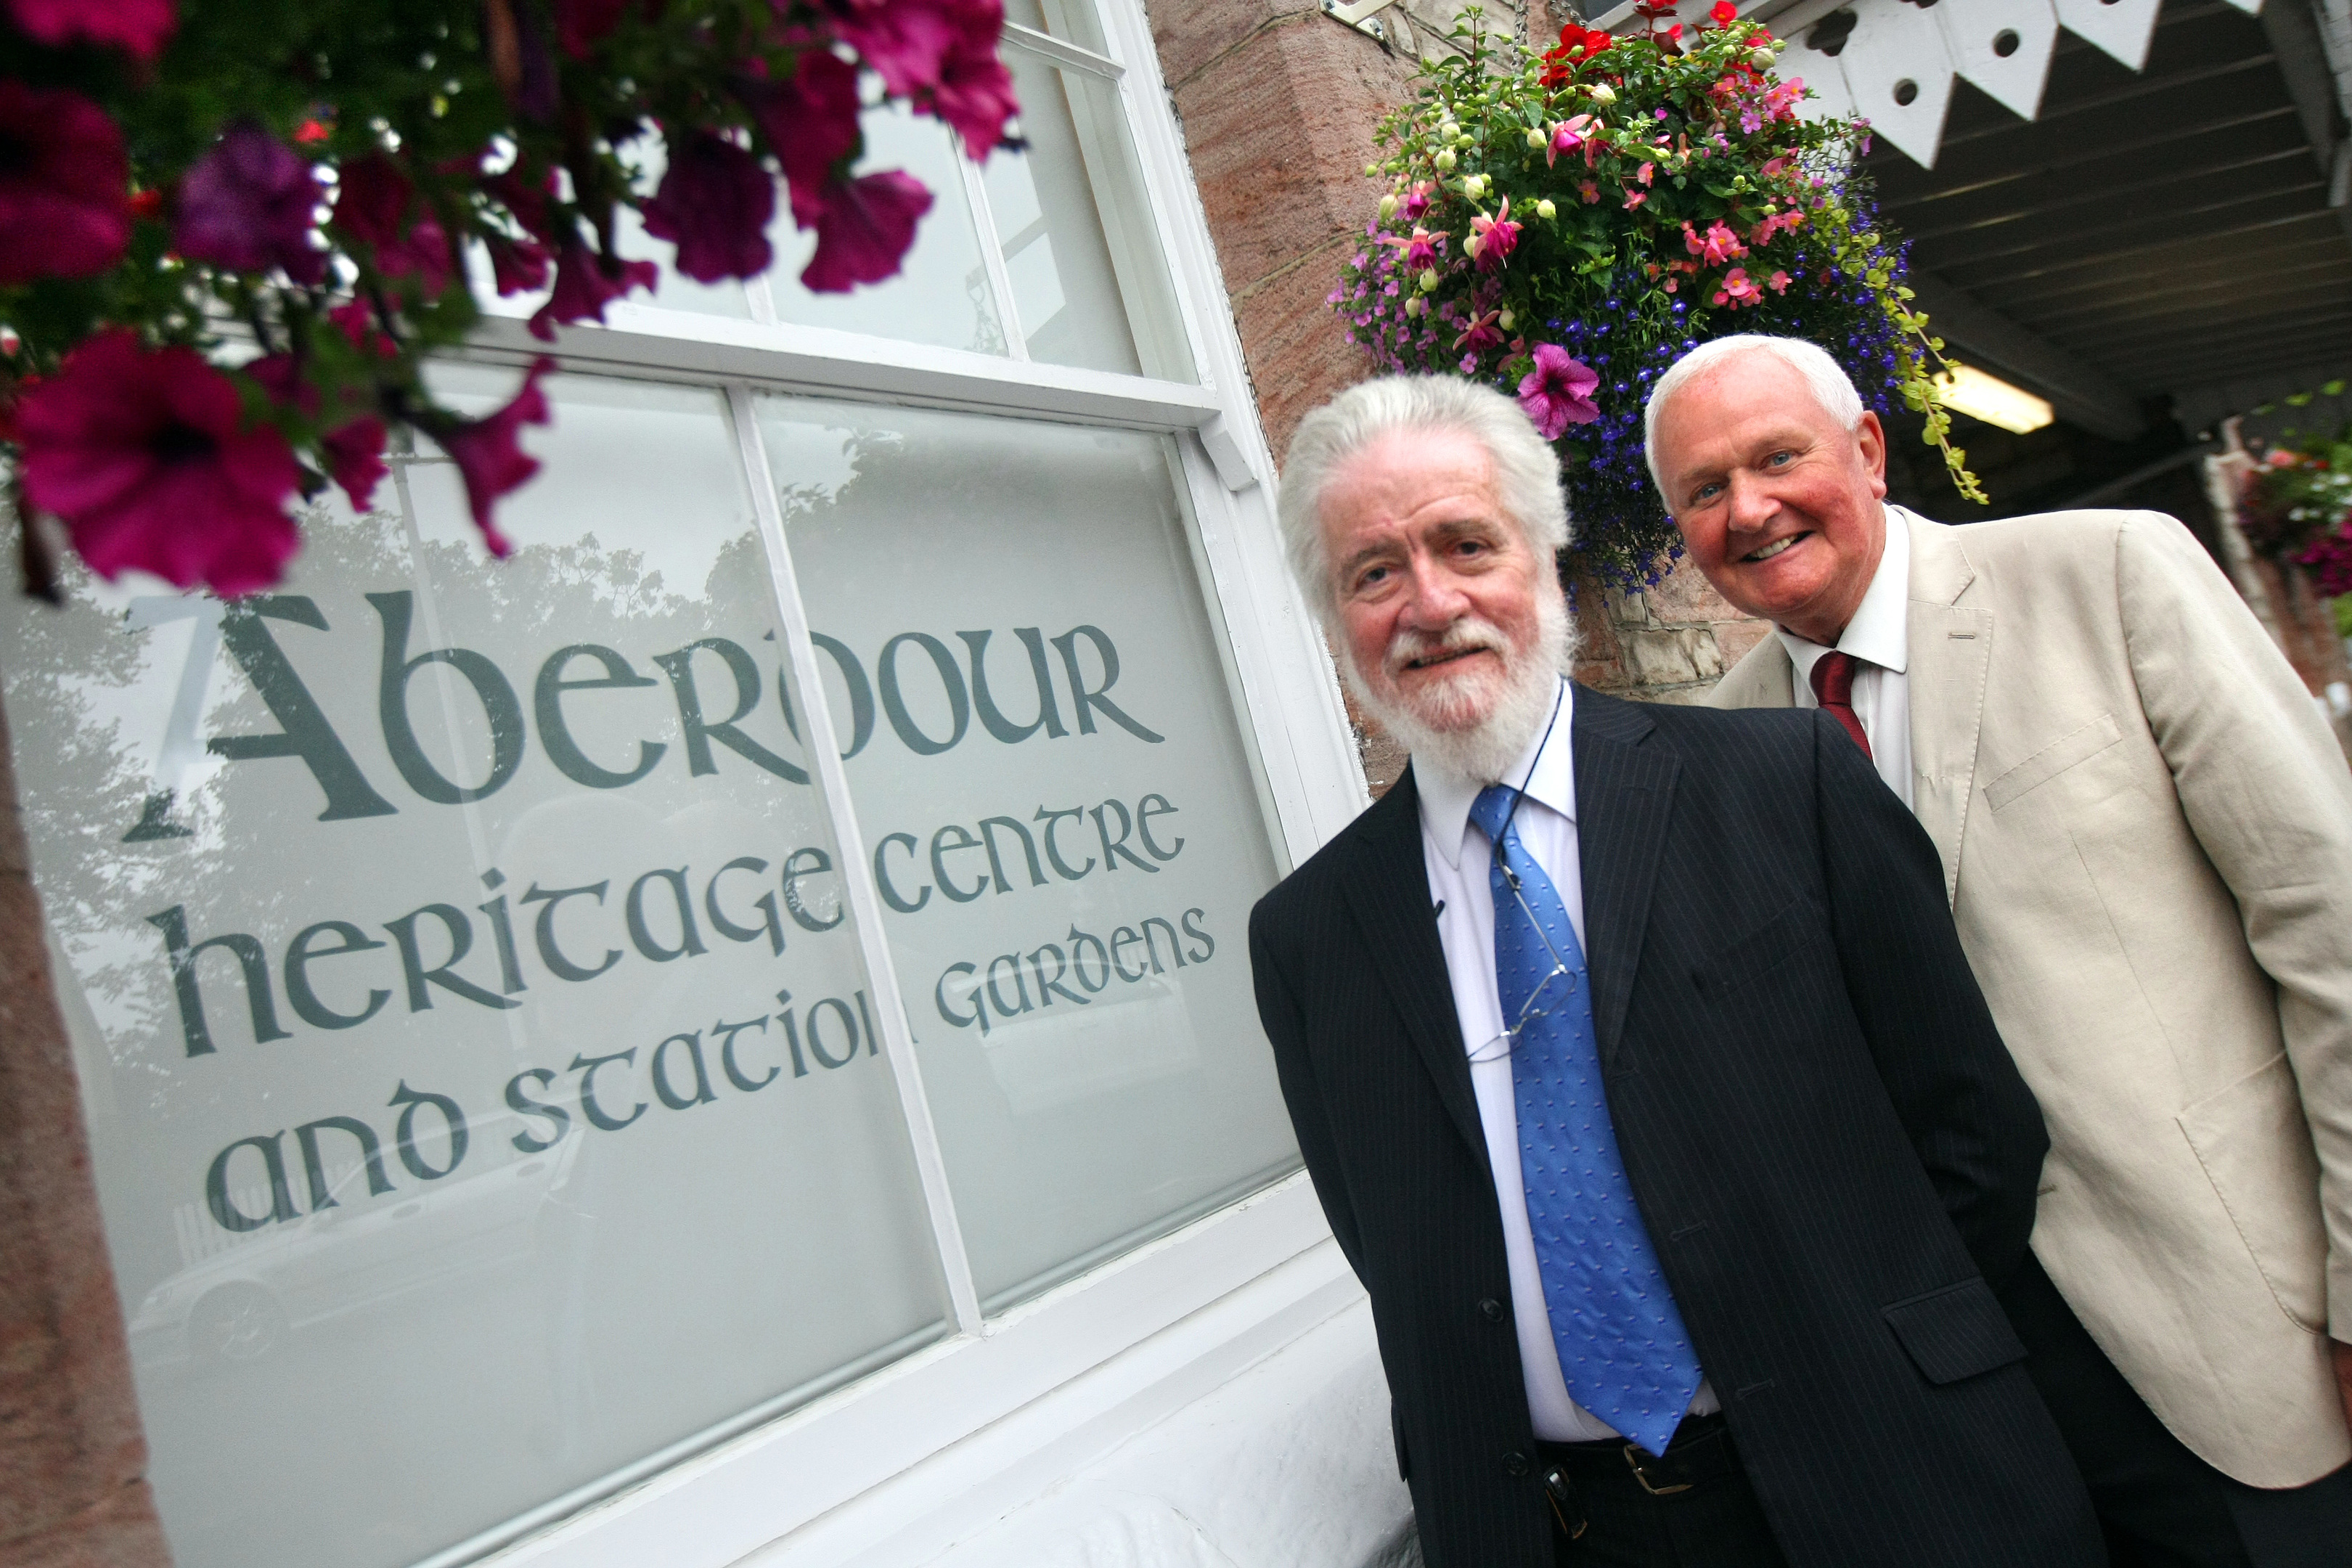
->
2334, 1339, 2352, 1429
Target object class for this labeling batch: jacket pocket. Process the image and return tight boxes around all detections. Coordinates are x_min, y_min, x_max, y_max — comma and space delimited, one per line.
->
1985, 712, 2125, 812
1691, 895, 1826, 998
1882, 1277, 2028, 1385
2177, 1050, 2329, 1334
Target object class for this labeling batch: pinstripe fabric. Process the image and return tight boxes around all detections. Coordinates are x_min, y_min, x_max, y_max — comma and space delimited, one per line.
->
1249, 687, 2102, 1568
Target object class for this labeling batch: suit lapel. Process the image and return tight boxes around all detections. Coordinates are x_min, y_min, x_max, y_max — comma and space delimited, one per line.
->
1332, 769, 1488, 1159
1573, 690, 1680, 1074
1903, 513, 1991, 905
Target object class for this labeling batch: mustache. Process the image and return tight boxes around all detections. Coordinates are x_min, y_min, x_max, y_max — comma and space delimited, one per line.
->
1386, 617, 1509, 676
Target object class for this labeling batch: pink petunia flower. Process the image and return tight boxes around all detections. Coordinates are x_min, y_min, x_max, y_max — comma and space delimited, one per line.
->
530, 236, 657, 338
173, 122, 328, 285
7, 0, 174, 57
739, 51, 862, 228
927, 9, 1021, 157
1469, 197, 1519, 272
334, 155, 454, 293
803, 170, 934, 293
15, 331, 301, 595
0, 82, 131, 285
1516, 344, 1600, 441
641, 131, 775, 282
319, 417, 389, 513
433, 357, 556, 558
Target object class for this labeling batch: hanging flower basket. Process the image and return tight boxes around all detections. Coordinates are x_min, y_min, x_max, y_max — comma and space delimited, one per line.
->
2242, 417, 2352, 597
1330, 3, 1975, 591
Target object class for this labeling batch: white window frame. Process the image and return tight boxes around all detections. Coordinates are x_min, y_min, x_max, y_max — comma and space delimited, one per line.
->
289, 2, 1381, 1564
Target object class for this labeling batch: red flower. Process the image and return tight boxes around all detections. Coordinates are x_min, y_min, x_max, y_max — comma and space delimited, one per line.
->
15, 332, 301, 595
293, 118, 332, 145
433, 357, 555, 557
529, 237, 656, 338
802, 170, 933, 293
641, 131, 775, 283
333, 155, 453, 293
0, 82, 131, 285
739, 51, 862, 227
173, 122, 328, 285
1710, 1, 1739, 24
555, 0, 631, 58
7, 0, 175, 58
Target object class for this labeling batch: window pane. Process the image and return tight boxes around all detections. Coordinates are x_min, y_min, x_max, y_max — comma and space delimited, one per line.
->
752, 394, 1297, 1308
990, 14, 1194, 380
0, 369, 948, 1568
763, 104, 1010, 356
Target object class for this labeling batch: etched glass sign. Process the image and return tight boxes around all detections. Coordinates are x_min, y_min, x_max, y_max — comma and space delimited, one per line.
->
0, 369, 948, 1568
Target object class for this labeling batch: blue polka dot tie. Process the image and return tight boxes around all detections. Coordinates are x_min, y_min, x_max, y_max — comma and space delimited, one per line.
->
1471, 784, 1702, 1458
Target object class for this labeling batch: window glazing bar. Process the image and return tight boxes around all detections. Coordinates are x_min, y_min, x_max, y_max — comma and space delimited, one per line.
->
1002, 20, 1124, 79
724, 383, 986, 1339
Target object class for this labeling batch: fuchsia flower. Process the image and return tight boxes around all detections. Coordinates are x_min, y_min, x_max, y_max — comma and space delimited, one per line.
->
173, 123, 328, 285
803, 171, 934, 293
530, 237, 657, 338
334, 155, 454, 293
7, 0, 175, 58
1453, 309, 1506, 354
1382, 226, 1444, 271
1546, 114, 1597, 168
434, 358, 556, 558
0, 82, 131, 285
1468, 197, 1520, 271
641, 131, 775, 282
1399, 180, 1435, 223
1516, 344, 1600, 441
15, 331, 301, 595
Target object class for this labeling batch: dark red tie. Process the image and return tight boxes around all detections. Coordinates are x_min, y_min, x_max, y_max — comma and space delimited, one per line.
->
1810, 650, 1873, 760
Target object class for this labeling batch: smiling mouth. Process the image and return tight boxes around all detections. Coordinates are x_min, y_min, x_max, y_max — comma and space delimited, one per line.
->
1742, 531, 1810, 564
1403, 646, 1494, 671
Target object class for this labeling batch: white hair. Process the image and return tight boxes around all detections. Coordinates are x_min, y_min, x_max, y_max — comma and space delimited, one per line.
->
1642, 335, 1865, 496
1276, 374, 1572, 632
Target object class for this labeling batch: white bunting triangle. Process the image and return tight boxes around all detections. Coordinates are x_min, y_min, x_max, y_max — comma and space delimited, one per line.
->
1937, 0, 2060, 123
2054, 0, 2163, 72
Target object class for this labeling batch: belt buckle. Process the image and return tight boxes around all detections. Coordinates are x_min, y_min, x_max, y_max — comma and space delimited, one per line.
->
1622, 1442, 1694, 1498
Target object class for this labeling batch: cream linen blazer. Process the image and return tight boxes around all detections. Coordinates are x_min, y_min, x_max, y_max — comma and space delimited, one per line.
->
1712, 506, 2352, 1487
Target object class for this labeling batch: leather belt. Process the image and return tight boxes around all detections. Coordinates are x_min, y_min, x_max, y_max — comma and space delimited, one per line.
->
1538, 1410, 1739, 1498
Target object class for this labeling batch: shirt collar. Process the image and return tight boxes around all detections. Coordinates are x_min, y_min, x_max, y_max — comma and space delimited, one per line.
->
1774, 501, 1911, 677
1415, 677, 1576, 869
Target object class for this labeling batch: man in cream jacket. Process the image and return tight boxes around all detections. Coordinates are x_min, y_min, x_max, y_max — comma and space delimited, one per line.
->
1649, 334, 2352, 1566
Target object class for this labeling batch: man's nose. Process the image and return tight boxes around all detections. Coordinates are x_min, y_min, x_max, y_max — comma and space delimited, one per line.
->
1396, 555, 1471, 626
1726, 470, 1778, 534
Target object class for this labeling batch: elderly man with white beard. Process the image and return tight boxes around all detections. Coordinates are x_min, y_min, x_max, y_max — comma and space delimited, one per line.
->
1247, 374, 2102, 1568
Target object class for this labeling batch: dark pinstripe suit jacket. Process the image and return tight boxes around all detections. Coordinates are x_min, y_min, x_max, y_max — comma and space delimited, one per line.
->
1249, 687, 2102, 1567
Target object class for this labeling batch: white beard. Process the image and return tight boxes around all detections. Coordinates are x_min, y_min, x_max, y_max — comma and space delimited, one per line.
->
1342, 581, 1576, 785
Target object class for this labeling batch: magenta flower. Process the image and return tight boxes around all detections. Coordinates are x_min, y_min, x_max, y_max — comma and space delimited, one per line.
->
1469, 197, 1519, 272
1381, 226, 1444, 271
1453, 309, 1505, 354
641, 131, 775, 282
1516, 345, 1600, 441
928, 16, 1021, 157
7, 0, 174, 58
173, 123, 328, 285
528, 237, 657, 339
1546, 114, 1596, 168
803, 170, 934, 293
1399, 181, 1434, 223
320, 416, 389, 513
830, 0, 966, 98
434, 358, 555, 558
555, 0, 630, 59
739, 50, 862, 227
333, 155, 454, 293
15, 331, 301, 595
484, 232, 552, 295
0, 82, 131, 285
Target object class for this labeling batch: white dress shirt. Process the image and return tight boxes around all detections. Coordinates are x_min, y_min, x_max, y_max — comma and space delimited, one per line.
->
1776, 503, 1914, 809
1416, 677, 1718, 1442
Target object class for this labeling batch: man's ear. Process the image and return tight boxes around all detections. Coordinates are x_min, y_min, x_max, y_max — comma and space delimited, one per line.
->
1854, 411, 1890, 499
